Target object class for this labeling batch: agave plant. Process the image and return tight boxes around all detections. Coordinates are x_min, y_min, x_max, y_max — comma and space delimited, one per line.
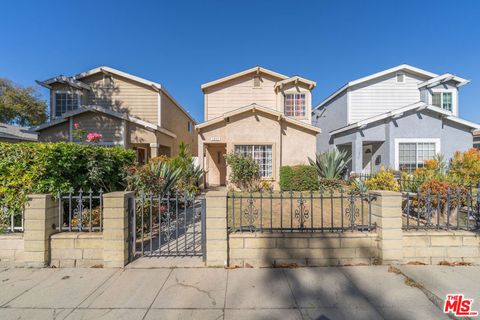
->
308, 148, 352, 181
126, 161, 181, 195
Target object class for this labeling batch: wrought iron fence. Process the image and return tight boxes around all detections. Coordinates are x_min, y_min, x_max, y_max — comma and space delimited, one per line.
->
403, 188, 480, 230
227, 191, 375, 233
58, 189, 103, 232
353, 173, 477, 193
1, 206, 23, 233
133, 192, 205, 257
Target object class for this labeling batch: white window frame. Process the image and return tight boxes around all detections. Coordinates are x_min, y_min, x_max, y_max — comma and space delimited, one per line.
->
284, 93, 306, 117
396, 72, 405, 83
429, 89, 457, 115
234, 144, 273, 178
53, 90, 82, 118
394, 138, 440, 170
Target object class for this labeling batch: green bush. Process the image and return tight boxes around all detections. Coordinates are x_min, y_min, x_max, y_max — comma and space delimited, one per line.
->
169, 142, 203, 194
0, 142, 135, 221
125, 161, 181, 195
224, 152, 259, 191
279, 165, 319, 191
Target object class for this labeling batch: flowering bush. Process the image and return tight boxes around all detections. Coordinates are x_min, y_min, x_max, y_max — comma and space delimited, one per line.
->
415, 179, 468, 214
86, 132, 103, 143
365, 167, 399, 192
448, 148, 480, 185
72, 123, 102, 143
0, 142, 135, 225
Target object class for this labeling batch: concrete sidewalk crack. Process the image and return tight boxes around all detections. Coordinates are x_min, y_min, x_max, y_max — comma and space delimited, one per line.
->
174, 276, 217, 306
389, 266, 454, 320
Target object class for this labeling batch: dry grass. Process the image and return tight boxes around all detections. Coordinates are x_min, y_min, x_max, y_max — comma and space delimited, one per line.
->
227, 191, 372, 231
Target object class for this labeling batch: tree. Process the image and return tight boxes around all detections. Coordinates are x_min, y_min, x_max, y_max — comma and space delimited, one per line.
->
0, 78, 47, 126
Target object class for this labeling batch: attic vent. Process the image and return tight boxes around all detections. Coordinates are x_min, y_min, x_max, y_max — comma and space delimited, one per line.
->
104, 75, 113, 87
253, 76, 261, 87
396, 72, 405, 83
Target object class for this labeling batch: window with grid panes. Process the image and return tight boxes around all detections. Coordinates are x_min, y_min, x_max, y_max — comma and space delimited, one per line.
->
235, 145, 273, 178
284, 94, 305, 117
432, 92, 453, 112
54, 92, 80, 117
398, 142, 436, 172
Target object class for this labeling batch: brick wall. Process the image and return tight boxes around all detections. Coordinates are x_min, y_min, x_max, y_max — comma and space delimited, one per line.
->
0, 234, 24, 266
50, 233, 103, 268
403, 230, 480, 265
229, 232, 379, 267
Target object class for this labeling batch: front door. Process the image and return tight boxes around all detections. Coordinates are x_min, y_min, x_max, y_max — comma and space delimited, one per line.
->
206, 145, 226, 187
362, 145, 373, 174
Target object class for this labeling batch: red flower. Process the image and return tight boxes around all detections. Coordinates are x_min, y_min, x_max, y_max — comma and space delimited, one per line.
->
86, 132, 102, 142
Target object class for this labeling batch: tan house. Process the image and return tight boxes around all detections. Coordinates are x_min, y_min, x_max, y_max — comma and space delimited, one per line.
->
34, 66, 197, 163
196, 66, 320, 189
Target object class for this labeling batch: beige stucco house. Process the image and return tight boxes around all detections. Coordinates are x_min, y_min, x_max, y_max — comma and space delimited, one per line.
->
196, 66, 320, 189
34, 66, 197, 163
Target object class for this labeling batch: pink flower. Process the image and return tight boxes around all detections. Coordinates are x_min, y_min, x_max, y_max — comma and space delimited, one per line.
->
86, 132, 102, 142
73, 122, 80, 129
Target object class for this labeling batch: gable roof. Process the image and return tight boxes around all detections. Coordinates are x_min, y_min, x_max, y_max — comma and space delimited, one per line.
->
0, 123, 38, 141
195, 103, 321, 134
32, 105, 177, 138
314, 64, 439, 110
417, 73, 470, 89
201, 66, 290, 91
330, 102, 480, 135
274, 76, 316, 90
37, 66, 197, 124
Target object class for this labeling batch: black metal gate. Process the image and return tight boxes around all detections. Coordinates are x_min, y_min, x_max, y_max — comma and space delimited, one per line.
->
130, 193, 206, 258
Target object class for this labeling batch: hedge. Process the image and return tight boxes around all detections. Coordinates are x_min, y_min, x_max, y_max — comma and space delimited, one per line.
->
0, 142, 135, 219
279, 165, 319, 191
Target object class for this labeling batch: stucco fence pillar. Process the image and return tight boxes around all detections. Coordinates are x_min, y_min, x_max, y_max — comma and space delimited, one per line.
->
23, 194, 60, 267
102, 191, 134, 268
204, 190, 228, 267
369, 190, 403, 264
22, 192, 134, 268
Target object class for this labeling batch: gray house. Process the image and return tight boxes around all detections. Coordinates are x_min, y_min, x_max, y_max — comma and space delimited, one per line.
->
313, 65, 479, 173
0, 122, 38, 143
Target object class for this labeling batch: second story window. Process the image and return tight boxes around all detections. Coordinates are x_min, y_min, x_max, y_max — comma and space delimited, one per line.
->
432, 92, 453, 112
284, 93, 306, 117
187, 121, 192, 132
54, 92, 81, 117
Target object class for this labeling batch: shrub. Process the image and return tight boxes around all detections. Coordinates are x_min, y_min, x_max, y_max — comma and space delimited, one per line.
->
0, 142, 135, 223
365, 167, 399, 192
416, 179, 468, 213
125, 161, 181, 195
169, 142, 203, 194
448, 148, 480, 185
224, 152, 259, 191
280, 165, 319, 191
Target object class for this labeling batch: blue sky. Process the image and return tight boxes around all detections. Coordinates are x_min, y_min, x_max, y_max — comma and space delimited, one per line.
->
0, 0, 479, 123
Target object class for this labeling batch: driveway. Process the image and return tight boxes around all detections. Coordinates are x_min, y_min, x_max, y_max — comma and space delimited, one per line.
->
0, 265, 474, 320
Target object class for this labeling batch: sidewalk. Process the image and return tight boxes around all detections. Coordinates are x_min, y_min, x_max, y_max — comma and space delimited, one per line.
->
1, 264, 472, 320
